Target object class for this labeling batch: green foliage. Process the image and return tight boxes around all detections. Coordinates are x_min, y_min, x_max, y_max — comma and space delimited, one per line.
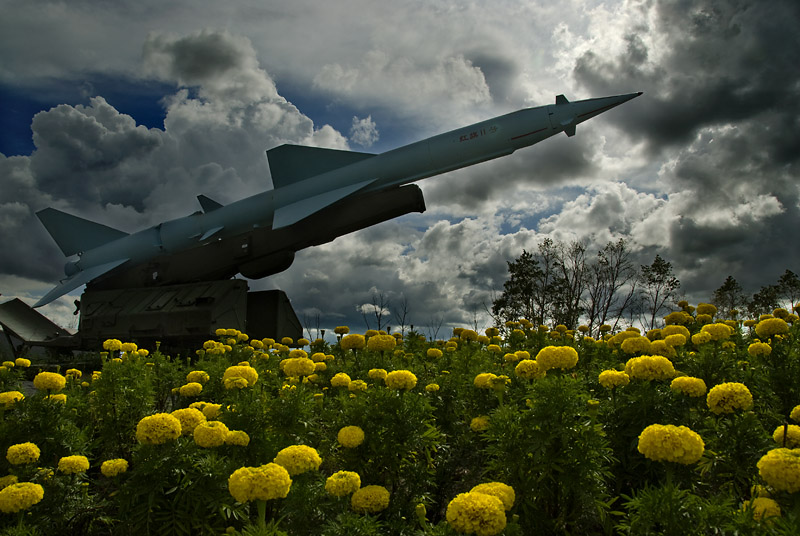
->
2, 315, 800, 535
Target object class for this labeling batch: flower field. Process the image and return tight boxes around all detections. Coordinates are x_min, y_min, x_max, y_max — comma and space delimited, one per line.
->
1, 304, 800, 535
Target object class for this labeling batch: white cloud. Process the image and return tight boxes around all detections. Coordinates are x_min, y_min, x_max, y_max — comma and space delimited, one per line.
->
349, 116, 379, 148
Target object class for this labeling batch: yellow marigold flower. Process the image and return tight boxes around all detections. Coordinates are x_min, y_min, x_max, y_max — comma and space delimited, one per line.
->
706, 382, 753, 414
670, 376, 707, 397
385, 370, 417, 390
281, 357, 316, 377
58, 455, 89, 474
46, 393, 67, 404
199, 403, 222, 420
470, 482, 515, 511
474, 372, 496, 389
662, 325, 690, 340
0, 482, 44, 513
0, 475, 18, 490
484, 344, 501, 354
649, 340, 676, 358
695, 303, 716, 316
179, 382, 203, 397
755, 318, 790, 338
120, 342, 138, 354
427, 348, 443, 359
351, 485, 390, 514
664, 311, 692, 325
368, 368, 387, 381
748, 342, 772, 357
743, 497, 781, 521
32, 371, 66, 392
337, 426, 365, 448
2, 361, 14, 368
791, 405, 800, 423
663, 334, 687, 348
624, 355, 675, 381
224, 377, 248, 390
274, 445, 322, 475
691, 332, 712, 345
229, 463, 292, 503
186, 370, 210, 384
700, 323, 733, 341
637, 424, 704, 464
621, 336, 652, 355
325, 471, 361, 497
6, 443, 40, 465
425, 383, 440, 392
100, 459, 128, 477
446, 491, 507, 536
773, 425, 800, 448
136, 413, 182, 445
773, 308, 789, 319
598, 370, 630, 389
535, 346, 579, 371
171, 408, 206, 436
14, 358, 31, 368
334, 326, 350, 335
65, 368, 82, 379
225, 430, 250, 447
757, 448, 800, 493
341, 334, 366, 350
470, 415, 490, 432
331, 372, 352, 387
515, 360, 545, 380
696, 313, 712, 325
103, 338, 122, 351
348, 379, 368, 392
194, 421, 230, 448
0, 391, 24, 409
222, 365, 258, 387
645, 329, 662, 341
460, 329, 479, 342
366, 334, 396, 352
289, 349, 308, 359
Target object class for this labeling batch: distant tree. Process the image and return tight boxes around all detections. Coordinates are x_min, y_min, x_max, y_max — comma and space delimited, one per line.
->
393, 294, 411, 337
552, 241, 587, 329
638, 254, 681, 329
776, 269, 800, 310
711, 275, 746, 319
492, 249, 542, 325
747, 285, 780, 318
583, 239, 638, 335
530, 238, 564, 326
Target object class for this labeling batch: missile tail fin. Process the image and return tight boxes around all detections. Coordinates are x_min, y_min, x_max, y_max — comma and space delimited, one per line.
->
197, 195, 223, 212
33, 258, 129, 308
36, 208, 128, 257
267, 144, 375, 189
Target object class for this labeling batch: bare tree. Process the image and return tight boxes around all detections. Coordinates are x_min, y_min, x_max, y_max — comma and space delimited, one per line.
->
583, 239, 638, 336
425, 315, 444, 341
393, 294, 411, 337
638, 254, 680, 330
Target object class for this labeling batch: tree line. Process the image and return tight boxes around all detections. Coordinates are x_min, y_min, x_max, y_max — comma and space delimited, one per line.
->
491, 238, 799, 336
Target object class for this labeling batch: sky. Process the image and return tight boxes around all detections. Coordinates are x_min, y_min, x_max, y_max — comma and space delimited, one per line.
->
1, 0, 799, 337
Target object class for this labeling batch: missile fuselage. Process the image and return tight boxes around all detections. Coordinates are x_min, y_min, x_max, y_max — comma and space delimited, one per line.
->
35, 92, 641, 307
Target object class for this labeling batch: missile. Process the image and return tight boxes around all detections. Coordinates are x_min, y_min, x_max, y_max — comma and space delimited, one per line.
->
34, 92, 641, 307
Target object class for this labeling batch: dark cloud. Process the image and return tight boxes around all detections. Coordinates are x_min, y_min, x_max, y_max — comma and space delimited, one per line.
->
574, 0, 800, 153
